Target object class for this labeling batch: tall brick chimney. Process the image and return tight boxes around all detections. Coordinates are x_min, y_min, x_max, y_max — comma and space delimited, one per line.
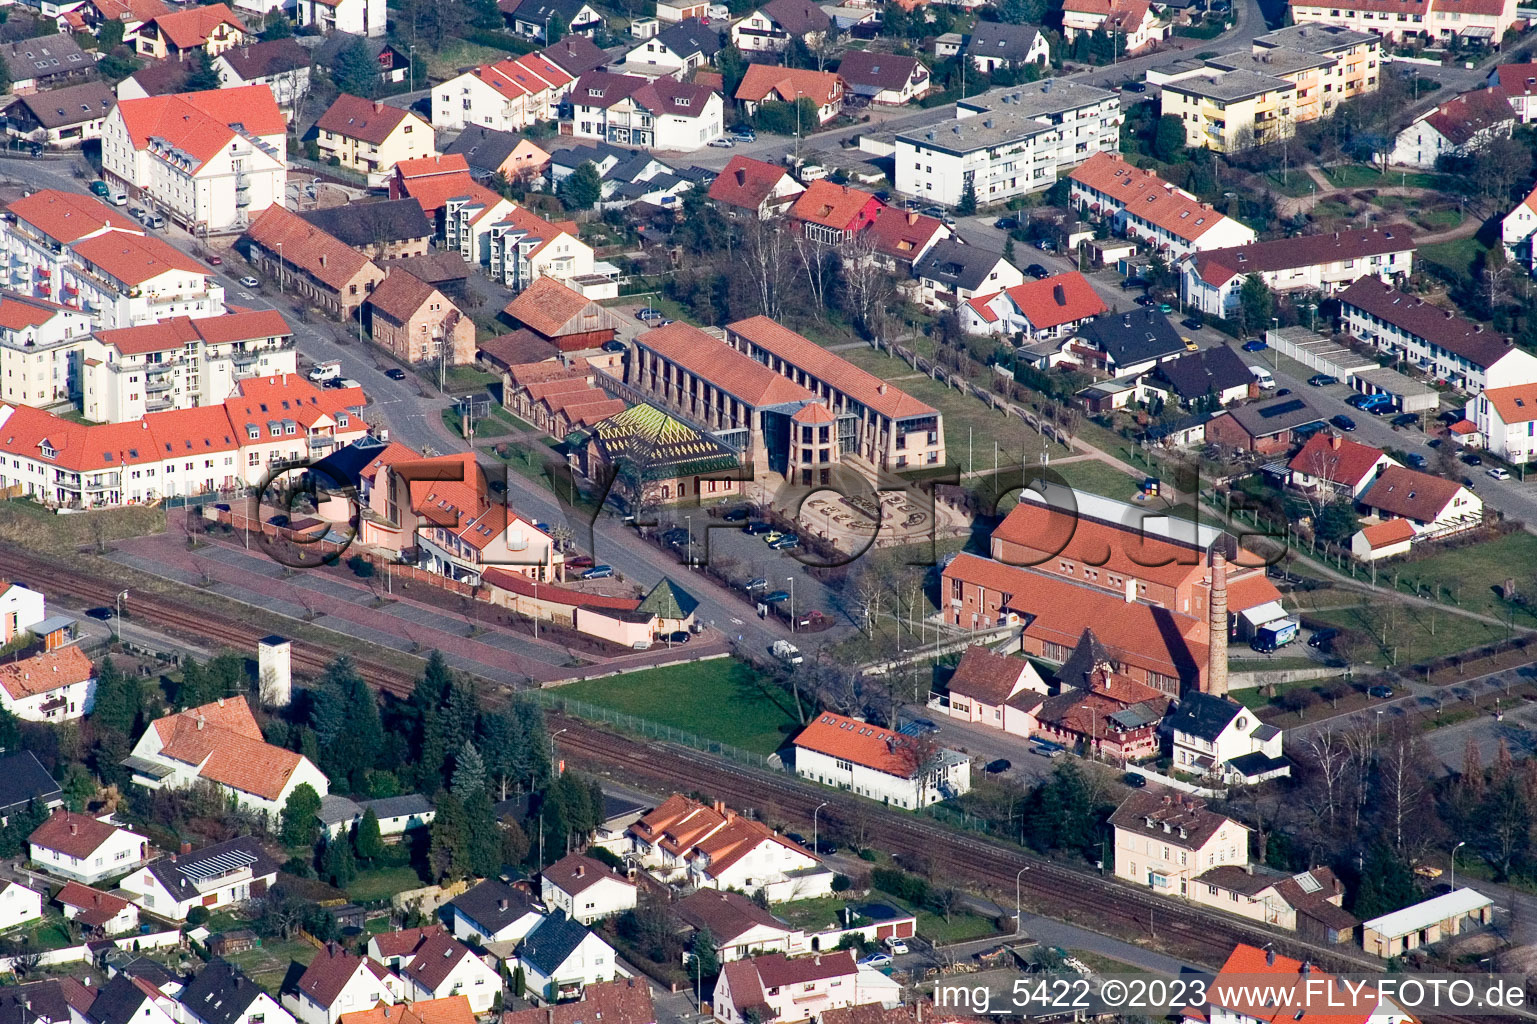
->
1206, 549, 1228, 697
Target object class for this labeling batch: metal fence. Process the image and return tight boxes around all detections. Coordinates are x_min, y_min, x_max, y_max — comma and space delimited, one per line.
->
524, 688, 774, 770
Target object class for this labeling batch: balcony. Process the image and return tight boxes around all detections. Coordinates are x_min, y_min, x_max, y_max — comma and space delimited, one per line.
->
83, 472, 121, 491
146, 396, 173, 412
145, 378, 173, 394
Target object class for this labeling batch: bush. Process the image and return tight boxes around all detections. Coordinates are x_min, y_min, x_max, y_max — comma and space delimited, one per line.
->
871, 867, 929, 905
588, 846, 624, 871
283, 855, 316, 878
858, 848, 878, 862
186, 906, 210, 926
346, 554, 376, 578
831, 874, 851, 893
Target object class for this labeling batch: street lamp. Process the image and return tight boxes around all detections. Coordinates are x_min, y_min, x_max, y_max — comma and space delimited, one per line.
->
1450, 840, 1467, 891
275, 241, 284, 295
549, 727, 567, 775
114, 589, 128, 642
685, 514, 693, 570
812, 801, 828, 857
1304, 302, 1318, 332
1014, 866, 1030, 935
787, 576, 795, 632
1270, 317, 1280, 371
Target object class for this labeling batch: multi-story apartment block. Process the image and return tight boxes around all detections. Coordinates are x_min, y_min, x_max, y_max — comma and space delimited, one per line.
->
1180, 225, 1416, 317
0, 291, 92, 409
1068, 153, 1255, 259
1339, 276, 1537, 394
1252, 24, 1380, 107
2, 190, 142, 307
1288, 0, 1517, 43
102, 85, 287, 234
315, 95, 436, 187
431, 53, 574, 132
563, 72, 723, 151
1161, 70, 1297, 152
66, 232, 225, 329
80, 309, 297, 422
486, 205, 596, 291
894, 80, 1121, 206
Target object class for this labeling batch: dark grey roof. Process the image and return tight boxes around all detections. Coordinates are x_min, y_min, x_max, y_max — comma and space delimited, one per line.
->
105, 954, 178, 991
450, 878, 539, 933
510, 0, 593, 24
913, 239, 1009, 292
0, 35, 90, 85
360, 794, 432, 818
217, 39, 309, 81
1167, 692, 1243, 742
317, 794, 362, 826
607, 152, 666, 184
1152, 344, 1253, 401
309, 436, 390, 490
1075, 310, 1187, 368
312, 32, 405, 67
1224, 394, 1322, 438
1054, 627, 1114, 690
547, 141, 631, 173
444, 126, 524, 176
541, 35, 609, 77
516, 909, 591, 975
89, 976, 152, 1024
965, 22, 1043, 63
652, 18, 723, 60
180, 962, 265, 1024
0, 751, 61, 819
1227, 751, 1290, 777
297, 200, 433, 250
601, 792, 647, 822
144, 836, 278, 904
1, 981, 73, 1024
393, 252, 470, 286
677, 165, 716, 184
13, 81, 114, 130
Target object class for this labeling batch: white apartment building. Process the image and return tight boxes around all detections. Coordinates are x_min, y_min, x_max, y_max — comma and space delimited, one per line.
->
431, 53, 574, 132
486, 205, 597, 290
1109, 790, 1251, 897
102, 85, 287, 235
1, 189, 143, 308
1069, 152, 1256, 260
1287, 0, 1518, 44
64, 232, 225, 329
294, 0, 386, 36
893, 80, 1121, 206
1467, 381, 1537, 464
0, 291, 92, 409
565, 72, 723, 151
792, 710, 971, 809
1180, 226, 1416, 318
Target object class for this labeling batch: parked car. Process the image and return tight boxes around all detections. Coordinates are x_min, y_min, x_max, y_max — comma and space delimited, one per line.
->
1368, 684, 1394, 699
1124, 81, 1147, 92
637, 307, 663, 323
744, 577, 769, 591
730, 125, 755, 141
127, 207, 145, 223
85, 606, 115, 620
582, 565, 615, 579
859, 953, 893, 969
814, 838, 839, 856
1392, 412, 1420, 428
1330, 414, 1357, 432
1460, 452, 1483, 466
237, 275, 259, 288
769, 534, 800, 549
1036, 239, 1055, 252
1184, 337, 1199, 351
883, 936, 908, 954
204, 253, 222, 266
110, 192, 128, 206
1274, 388, 1291, 397
1308, 374, 1337, 387
567, 555, 595, 569
1181, 317, 1203, 331
1242, 339, 1267, 352
983, 758, 1012, 774
1307, 627, 1339, 649
708, 137, 736, 148
744, 521, 774, 534
1026, 263, 1050, 279
1158, 302, 1173, 314
722, 507, 750, 522
994, 217, 1019, 230
1489, 467, 1511, 480
665, 630, 692, 643
1404, 453, 1428, 468
762, 590, 790, 603
1439, 410, 1462, 425
786, 832, 807, 846
602, 340, 626, 353
1123, 772, 1146, 787
89, 181, 111, 197
761, 530, 785, 545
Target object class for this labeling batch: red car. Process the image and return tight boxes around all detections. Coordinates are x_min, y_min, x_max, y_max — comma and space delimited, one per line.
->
566, 555, 594, 569
204, 254, 222, 266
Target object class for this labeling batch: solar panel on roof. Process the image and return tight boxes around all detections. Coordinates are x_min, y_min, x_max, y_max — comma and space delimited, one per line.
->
180, 849, 257, 882
1292, 871, 1322, 893
1258, 399, 1306, 419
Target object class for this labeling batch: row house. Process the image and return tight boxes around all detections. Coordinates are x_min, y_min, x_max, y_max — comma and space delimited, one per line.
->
0, 291, 92, 409
564, 71, 723, 152
1068, 152, 1255, 259
102, 85, 287, 235
432, 52, 575, 132
1337, 276, 1537, 394
1180, 225, 1416, 317
0, 373, 366, 508
241, 205, 385, 320
895, 80, 1123, 207
316, 95, 436, 188
80, 308, 297, 423
1287, 0, 1517, 44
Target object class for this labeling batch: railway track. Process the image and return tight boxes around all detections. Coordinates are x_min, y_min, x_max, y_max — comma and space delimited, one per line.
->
1, 545, 1512, 1022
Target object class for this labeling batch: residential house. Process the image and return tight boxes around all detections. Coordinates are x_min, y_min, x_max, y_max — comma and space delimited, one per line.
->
0, 35, 94, 95
28, 810, 145, 884
0, 291, 90, 409
723, 315, 946, 472
913, 240, 1023, 309
729, 0, 829, 52
1110, 789, 1251, 896
962, 272, 1108, 339
1180, 226, 1415, 317
297, 201, 433, 262
1063, 0, 1166, 52
0, 585, 47, 646
1501, 183, 1537, 269
540, 853, 638, 924
1491, 60, 1537, 121
503, 275, 619, 352
213, 41, 312, 116
501, 0, 605, 40
793, 710, 971, 809
430, 53, 573, 132
837, 52, 930, 105
706, 155, 805, 218
896, 81, 1123, 206
1143, 344, 1255, 407
1337, 277, 1537, 394
116, 60, 192, 101
126, 695, 331, 816
118, 838, 276, 919
789, 181, 880, 244
102, 85, 286, 235
446, 879, 544, 945
181, 961, 296, 1024
501, 980, 652, 1024
241, 205, 386, 320
365, 270, 474, 366
6, 82, 116, 148
398, 933, 501, 1013
627, 794, 830, 900
294, 0, 385, 37
928, 644, 1048, 738
860, 206, 948, 270
359, 794, 435, 836
622, 18, 723, 74
313, 34, 410, 86
543, 35, 610, 78
444, 127, 552, 182
1467, 380, 1537, 463
564, 72, 723, 151
366, 926, 445, 969
964, 22, 1049, 71
674, 890, 796, 962
72, 0, 169, 37
80, 309, 298, 423
1032, 632, 1171, 763
315, 95, 435, 187
1194, 943, 1410, 1021
1069, 309, 1189, 377
1287, 432, 1397, 499
57, 880, 135, 935
0, 646, 96, 723
1386, 87, 1515, 168
128, 4, 249, 59
1069, 153, 1255, 259
89, 972, 178, 1024
736, 64, 843, 123
515, 910, 624, 1005
1205, 393, 1323, 454
284, 943, 401, 1024
1358, 464, 1483, 537
1287, 0, 1518, 43
712, 952, 900, 1024
1167, 691, 1288, 784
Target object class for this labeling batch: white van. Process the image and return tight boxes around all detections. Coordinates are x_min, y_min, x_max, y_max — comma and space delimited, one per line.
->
1249, 365, 1276, 390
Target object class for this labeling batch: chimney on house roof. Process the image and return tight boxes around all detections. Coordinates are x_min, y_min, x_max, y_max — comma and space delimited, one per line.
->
373, 100, 384, 113
69, 822, 77, 836
498, 898, 509, 910
1330, 433, 1341, 450
574, 863, 586, 878
907, 211, 918, 225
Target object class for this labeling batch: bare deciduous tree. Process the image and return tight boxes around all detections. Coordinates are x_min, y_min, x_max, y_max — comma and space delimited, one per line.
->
742, 218, 790, 321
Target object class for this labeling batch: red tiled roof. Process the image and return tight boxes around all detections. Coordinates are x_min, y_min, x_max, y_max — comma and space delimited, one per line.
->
140, 3, 246, 49
542, 852, 631, 897
1224, 573, 1283, 615
243, 205, 380, 291
791, 181, 879, 229
400, 933, 477, 992
371, 924, 443, 960
1191, 226, 1415, 288
1287, 432, 1388, 487
1482, 381, 1537, 423
1493, 62, 1537, 97
296, 945, 372, 1009
707, 155, 799, 212
116, 86, 285, 169
795, 710, 938, 776
990, 500, 1207, 590
503, 276, 591, 337
862, 205, 945, 263
1431, 0, 1510, 16
480, 568, 641, 611
639, 322, 814, 407
400, 172, 501, 220
149, 695, 309, 801
948, 645, 1031, 705
396, 154, 470, 179
726, 315, 936, 420
1360, 465, 1469, 523
1000, 272, 1107, 331
1425, 87, 1515, 146
0, 292, 73, 332
88, 0, 169, 23
1069, 153, 1238, 244
6, 189, 140, 245
29, 810, 122, 859
317, 94, 421, 145
501, 980, 653, 1024
56, 880, 133, 927
753, 950, 855, 987
736, 63, 841, 105
1359, 518, 1416, 548
367, 270, 445, 323
70, 232, 205, 285
1202, 943, 1386, 1024
0, 645, 94, 699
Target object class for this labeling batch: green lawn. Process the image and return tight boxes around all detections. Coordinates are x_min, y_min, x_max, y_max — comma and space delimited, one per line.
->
1261, 170, 1315, 197
552, 659, 802, 754
1306, 603, 1509, 669
1323, 164, 1455, 190
1413, 207, 1465, 231
776, 897, 849, 930
1417, 235, 1487, 276
224, 938, 317, 995
1357, 531, 1537, 627
1049, 459, 1145, 503
348, 865, 427, 903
